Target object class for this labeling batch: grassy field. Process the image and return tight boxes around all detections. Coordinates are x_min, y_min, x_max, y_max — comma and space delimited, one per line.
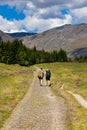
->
0, 62, 87, 130
0, 63, 34, 128
37, 62, 87, 130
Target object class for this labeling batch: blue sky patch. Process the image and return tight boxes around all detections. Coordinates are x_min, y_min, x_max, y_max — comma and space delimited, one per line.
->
0, 1, 86, 33
0, 5, 25, 20
61, 9, 69, 15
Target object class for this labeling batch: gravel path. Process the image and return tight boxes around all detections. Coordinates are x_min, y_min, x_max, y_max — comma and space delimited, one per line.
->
67, 91, 87, 109
1, 70, 67, 130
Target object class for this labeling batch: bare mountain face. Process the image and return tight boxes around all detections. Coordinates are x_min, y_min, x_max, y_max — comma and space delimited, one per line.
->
0, 30, 13, 42
22, 24, 87, 57
0, 24, 87, 57
70, 47, 87, 58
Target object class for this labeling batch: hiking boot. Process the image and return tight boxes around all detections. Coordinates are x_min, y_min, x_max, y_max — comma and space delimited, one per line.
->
49, 84, 51, 87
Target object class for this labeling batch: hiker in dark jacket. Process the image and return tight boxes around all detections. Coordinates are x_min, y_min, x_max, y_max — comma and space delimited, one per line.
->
45, 69, 51, 86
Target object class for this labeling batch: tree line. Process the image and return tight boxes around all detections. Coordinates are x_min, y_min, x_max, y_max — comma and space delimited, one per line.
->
74, 56, 87, 62
0, 40, 68, 66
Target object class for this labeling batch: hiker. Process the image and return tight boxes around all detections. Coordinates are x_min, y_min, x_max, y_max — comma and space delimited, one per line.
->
38, 68, 44, 86
45, 69, 51, 86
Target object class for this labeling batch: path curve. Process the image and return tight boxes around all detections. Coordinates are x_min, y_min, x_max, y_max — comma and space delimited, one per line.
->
67, 91, 87, 109
1, 69, 67, 130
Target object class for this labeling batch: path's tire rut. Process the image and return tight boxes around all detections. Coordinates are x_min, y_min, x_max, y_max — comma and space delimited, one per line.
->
1, 70, 67, 130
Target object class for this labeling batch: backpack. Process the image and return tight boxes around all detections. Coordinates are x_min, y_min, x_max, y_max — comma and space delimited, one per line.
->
46, 70, 51, 78
38, 70, 44, 78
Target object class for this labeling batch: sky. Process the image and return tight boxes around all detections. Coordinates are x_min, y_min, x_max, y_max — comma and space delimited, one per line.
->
0, 0, 87, 33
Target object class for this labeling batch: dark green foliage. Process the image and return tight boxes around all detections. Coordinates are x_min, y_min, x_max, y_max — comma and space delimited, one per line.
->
0, 40, 68, 66
58, 49, 68, 62
50, 50, 59, 62
75, 56, 87, 62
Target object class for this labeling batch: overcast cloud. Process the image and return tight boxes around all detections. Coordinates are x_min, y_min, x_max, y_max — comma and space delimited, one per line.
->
0, 0, 87, 33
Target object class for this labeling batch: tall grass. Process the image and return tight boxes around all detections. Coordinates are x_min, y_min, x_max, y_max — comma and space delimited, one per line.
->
38, 62, 87, 99
0, 63, 33, 128
37, 62, 87, 130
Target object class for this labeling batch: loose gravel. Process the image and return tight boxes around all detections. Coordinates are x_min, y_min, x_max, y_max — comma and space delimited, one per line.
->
1, 70, 67, 130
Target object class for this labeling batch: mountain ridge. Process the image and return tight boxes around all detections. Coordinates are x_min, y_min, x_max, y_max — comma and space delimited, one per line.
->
0, 30, 13, 42
0, 24, 87, 57
22, 24, 87, 57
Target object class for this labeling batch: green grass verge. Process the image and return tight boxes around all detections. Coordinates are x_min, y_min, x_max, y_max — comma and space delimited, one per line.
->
37, 62, 87, 130
0, 63, 34, 128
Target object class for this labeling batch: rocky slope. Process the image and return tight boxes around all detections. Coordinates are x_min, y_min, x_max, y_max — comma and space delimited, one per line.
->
70, 47, 87, 58
0, 30, 13, 42
22, 24, 87, 56
0, 24, 87, 57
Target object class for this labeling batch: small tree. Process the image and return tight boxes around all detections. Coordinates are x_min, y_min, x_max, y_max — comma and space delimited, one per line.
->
58, 49, 68, 62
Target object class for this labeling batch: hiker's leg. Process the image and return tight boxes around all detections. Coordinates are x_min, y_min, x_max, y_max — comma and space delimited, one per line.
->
46, 77, 48, 86
47, 78, 51, 86
41, 79, 42, 85
48, 80, 51, 86
39, 79, 41, 85
41, 78, 43, 86
39, 79, 40, 85
46, 80, 48, 86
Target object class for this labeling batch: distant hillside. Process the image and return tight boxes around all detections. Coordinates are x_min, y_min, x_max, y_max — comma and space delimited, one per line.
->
0, 24, 87, 58
0, 30, 13, 42
6, 32, 37, 39
0, 30, 36, 42
70, 47, 87, 58
22, 24, 87, 57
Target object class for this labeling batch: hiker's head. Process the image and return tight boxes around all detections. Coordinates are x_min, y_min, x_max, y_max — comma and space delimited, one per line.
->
40, 67, 42, 70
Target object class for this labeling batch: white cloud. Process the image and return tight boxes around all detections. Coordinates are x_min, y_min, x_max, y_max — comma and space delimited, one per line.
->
0, 0, 87, 32
38, 6, 63, 19
0, 15, 25, 33
0, 13, 72, 33
49, 14, 72, 29
71, 7, 87, 23
38, 0, 45, 3
27, 1, 35, 9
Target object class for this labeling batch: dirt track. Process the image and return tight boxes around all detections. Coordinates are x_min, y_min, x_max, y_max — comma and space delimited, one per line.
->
1, 69, 67, 130
67, 91, 87, 109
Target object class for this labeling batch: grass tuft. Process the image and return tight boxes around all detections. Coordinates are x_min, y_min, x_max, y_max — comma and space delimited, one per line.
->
0, 63, 34, 128
37, 62, 87, 130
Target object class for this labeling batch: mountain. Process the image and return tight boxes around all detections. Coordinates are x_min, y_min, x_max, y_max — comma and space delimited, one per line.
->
6, 32, 37, 39
0, 30, 36, 42
22, 24, 87, 57
70, 47, 87, 58
0, 24, 87, 58
0, 30, 13, 42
